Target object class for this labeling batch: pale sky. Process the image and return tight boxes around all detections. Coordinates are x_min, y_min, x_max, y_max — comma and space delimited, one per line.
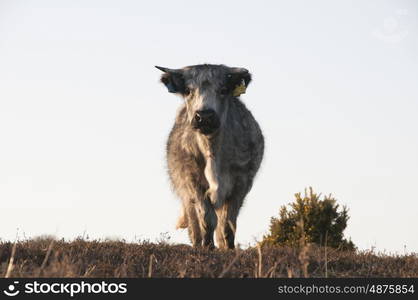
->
0, 0, 417, 253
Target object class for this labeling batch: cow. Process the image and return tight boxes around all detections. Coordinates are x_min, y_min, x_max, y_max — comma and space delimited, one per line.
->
156, 64, 264, 249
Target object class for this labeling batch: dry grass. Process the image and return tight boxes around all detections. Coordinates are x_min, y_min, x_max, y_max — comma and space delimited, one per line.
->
0, 238, 417, 278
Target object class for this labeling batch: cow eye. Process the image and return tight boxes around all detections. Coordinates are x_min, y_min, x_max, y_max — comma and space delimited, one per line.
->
184, 87, 192, 96
219, 86, 229, 96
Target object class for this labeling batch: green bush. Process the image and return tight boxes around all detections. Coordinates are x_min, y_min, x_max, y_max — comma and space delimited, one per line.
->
262, 187, 355, 250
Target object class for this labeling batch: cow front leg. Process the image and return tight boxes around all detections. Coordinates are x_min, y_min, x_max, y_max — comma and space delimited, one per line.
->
215, 202, 237, 250
195, 196, 216, 249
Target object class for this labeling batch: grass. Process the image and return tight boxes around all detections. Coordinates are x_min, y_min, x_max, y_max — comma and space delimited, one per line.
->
1, 238, 417, 278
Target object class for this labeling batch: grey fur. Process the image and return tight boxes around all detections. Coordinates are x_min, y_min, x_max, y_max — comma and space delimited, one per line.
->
158, 64, 264, 249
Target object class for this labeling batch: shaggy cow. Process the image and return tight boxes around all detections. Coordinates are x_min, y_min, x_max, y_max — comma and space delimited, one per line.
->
156, 64, 264, 249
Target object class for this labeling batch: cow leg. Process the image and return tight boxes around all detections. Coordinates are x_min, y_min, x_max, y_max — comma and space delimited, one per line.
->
176, 203, 188, 229
195, 196, 216, 249
215, 201, 238, 250
215, 206, 227, 249
216, 176, 250, 249
185, 201, 202, 247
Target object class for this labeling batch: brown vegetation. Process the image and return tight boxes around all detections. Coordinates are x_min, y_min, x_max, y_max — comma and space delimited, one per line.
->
1, 238, 417, 278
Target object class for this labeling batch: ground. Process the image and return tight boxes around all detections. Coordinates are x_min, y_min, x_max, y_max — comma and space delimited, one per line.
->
1, 238, 417, 278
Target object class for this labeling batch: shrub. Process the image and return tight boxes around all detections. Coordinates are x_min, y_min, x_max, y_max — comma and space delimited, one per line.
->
262, 187, 355, 250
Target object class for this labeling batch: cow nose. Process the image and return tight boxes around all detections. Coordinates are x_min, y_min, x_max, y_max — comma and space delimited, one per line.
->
192, 109, 220, 134
194, 109, 215, 124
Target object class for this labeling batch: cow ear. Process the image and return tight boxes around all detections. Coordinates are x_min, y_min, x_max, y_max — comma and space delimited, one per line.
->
155, 66, 185, 94
227, 68, 252, 96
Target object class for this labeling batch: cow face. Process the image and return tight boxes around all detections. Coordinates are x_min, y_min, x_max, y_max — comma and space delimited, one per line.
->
156, 64, 251, 136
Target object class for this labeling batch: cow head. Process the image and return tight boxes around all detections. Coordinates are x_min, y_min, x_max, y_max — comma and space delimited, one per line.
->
156, 64, 251, 136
